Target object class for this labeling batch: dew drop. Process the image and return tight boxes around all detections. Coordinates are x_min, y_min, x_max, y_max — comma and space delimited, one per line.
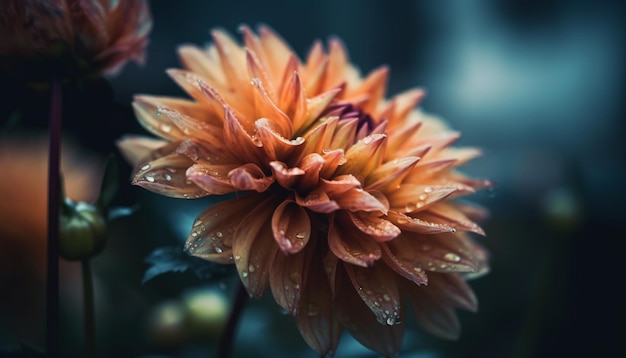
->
295, 232, 306, 239
191, 232, 198, 237
234, 255, 241, 261
215, 231, 223, 238
241, 271, 248, 278
161, 124, 172, 133
405, 202, 417, 212
144, 175, 155, 183
140, 164, 151, 171
382, 294, 391, 302
156, 107, 163, 116
164, 174, 172, 181
248, 264, 256, 273
424, 186, 433, 193
418, 194, 427, 201
193, 220, 203, 227
444, 253, 461, 262
214, 247, 223, 253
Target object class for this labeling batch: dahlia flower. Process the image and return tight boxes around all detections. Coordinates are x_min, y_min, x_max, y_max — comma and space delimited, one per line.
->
0, 0, 151, 81
119, 25, 490, 357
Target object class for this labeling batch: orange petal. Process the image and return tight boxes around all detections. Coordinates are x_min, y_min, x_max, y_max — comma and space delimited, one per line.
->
389, 184, 458, 213
295, 191, 340, 214
319, 148, 345, 179
354, 66, 389, 115
387, 231, 478, 274
365, 156, 421, 191
269, 161, 304, 189
385, 120, 422, 160
348, 212, 400, 242
155, 106, 222, 144
387, 211, 456, 234
328, 213, 381, 267
132, 96, 185, 141
426, 272, 478, 312
381, 236, 428, 285
256, 118, 304, 161
223, 107, 264, 162
184, 194, 262, 263
381, 88, 425, 132
301, 116, 338, 155
336, 133, 386, 179
227, 163, 274, 192
279, 70, 307, 131
335, 265, 404, 357
319, 174, 361, 197
132, 153, 207, 199
116, 135, 168, 168
301, 88, 342, 132
271, 200, 311, 254
246, 49, 276, 102
251, 78, 292, 138
329, 117, 358, 150
259, 25, 297, 82
334, 187, 388, 214
177, 45, 225, 86
210, 29, 247, 90
422, 203, 485, 236
296, 153, 324, 191
186, 162, 237, 195
233, 195, 280, 298
404, 158, 458, 183
325, 37, 349, 90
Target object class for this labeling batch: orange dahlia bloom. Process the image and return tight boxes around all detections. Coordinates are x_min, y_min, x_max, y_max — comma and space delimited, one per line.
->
118, 26, 490, 356
0, 0, 151, 81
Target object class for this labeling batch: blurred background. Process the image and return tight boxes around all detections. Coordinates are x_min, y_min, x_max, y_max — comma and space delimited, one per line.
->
1, 0, 624, 357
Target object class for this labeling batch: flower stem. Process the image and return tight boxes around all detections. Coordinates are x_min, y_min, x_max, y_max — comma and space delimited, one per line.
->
47, 79, 62, 358
217, 281, 249, 358
81, 259, 96, 358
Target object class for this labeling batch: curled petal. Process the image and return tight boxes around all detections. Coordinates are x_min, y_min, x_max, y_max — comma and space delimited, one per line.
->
233, 196, 280, 298
271, 200, 311, 254
335, 265, 404, 357
328, 213, 381, 267
334, 188, 388, 214
349, 212, 400, 242
223, 107, 264, 162
279, 70, 307, 130
186, 162, 237, 195
132, 154, 207, 199
296, 153, 324, 191
156, 105, 222, 144
227, 163, 274, 192
319, 175, 361, 197
387, 211, 456, 234
256, 118, 304, 160
269, 161, 304, 189
381, 237, 428, 285
319, 149, 345, 179
295, 191, 340, 214
389, 184, 458, 213
251, 78, 292, 138
301, 116, 337, 155
184, 195, 262, 263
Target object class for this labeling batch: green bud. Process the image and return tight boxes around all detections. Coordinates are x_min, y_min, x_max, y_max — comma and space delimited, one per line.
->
59, 200, 107, 261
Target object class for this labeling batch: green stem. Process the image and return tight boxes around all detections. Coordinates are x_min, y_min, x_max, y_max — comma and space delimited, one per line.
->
82, 259, 96, 358
47, 79, 62, 357
217, 281, 248, 358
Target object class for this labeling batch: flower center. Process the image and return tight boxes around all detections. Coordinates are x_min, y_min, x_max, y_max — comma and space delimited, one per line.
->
325, 102, 375, 141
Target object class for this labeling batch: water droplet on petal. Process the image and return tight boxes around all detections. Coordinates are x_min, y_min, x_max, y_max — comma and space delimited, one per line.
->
214, 247, 223, 253
444, 253, 461, 262
164, 174, 172, 181
248, 264, 256, 273
144, 175, 155, 183
295, 232, 306, 239
424, 186, 433, 193
215, 231, 223, 238
140, 164, 151, 171
241, 271, 248, 278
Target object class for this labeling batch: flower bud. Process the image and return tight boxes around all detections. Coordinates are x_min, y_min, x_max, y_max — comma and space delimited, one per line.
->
59, 200, 107, 260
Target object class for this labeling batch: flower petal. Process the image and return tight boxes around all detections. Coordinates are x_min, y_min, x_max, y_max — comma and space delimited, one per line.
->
116, 135, 168, 167
184, 195, 262, 263
233, 195, 280, 298
349, 212, 400, 242
227, 163, 274, 192
334, 188, 388, 214
387, 211, 457, 234
389, 184, 458, 213
271, 200, 311, 254
295, 239, 342, 356
328, 213, 381, 267
269, 247, 308, 316
256, 118, 304, 161
295, 153, 324, 191
295, 191, 340, 214
186, 162, 237, 195
269, 161, 305, 189
132, 153, 207, 199
365, 156, 421, 191
335, 265, 405, 357
407, 278, 461, 340
251, 78, 292, 138
132, 96, 186, 140
336, 133, 386, 180
422, 203, 485, 236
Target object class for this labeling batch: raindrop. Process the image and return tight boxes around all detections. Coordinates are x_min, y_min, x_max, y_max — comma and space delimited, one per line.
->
144, 175, 155, 183
156, 107, 163, 116
248, 264, 256, 273
191, 232, 198, 237
214, 247, 223, 253
386, 317, 395, 325
405, 202, 417, 212
166, 168, 177, 173
140, 164, 151, 171
161, 124, 172, 133
382, 294, 391, 302
295, 232, 306, 239
444, 253, 461, 262
424, 186, 433, 193
242, 271, 248, 278
418, 194, 427, 201
234, 255, 241, 261
193, 220, 203, 227
215, 231, 223, 238
164, 174, 172, 181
